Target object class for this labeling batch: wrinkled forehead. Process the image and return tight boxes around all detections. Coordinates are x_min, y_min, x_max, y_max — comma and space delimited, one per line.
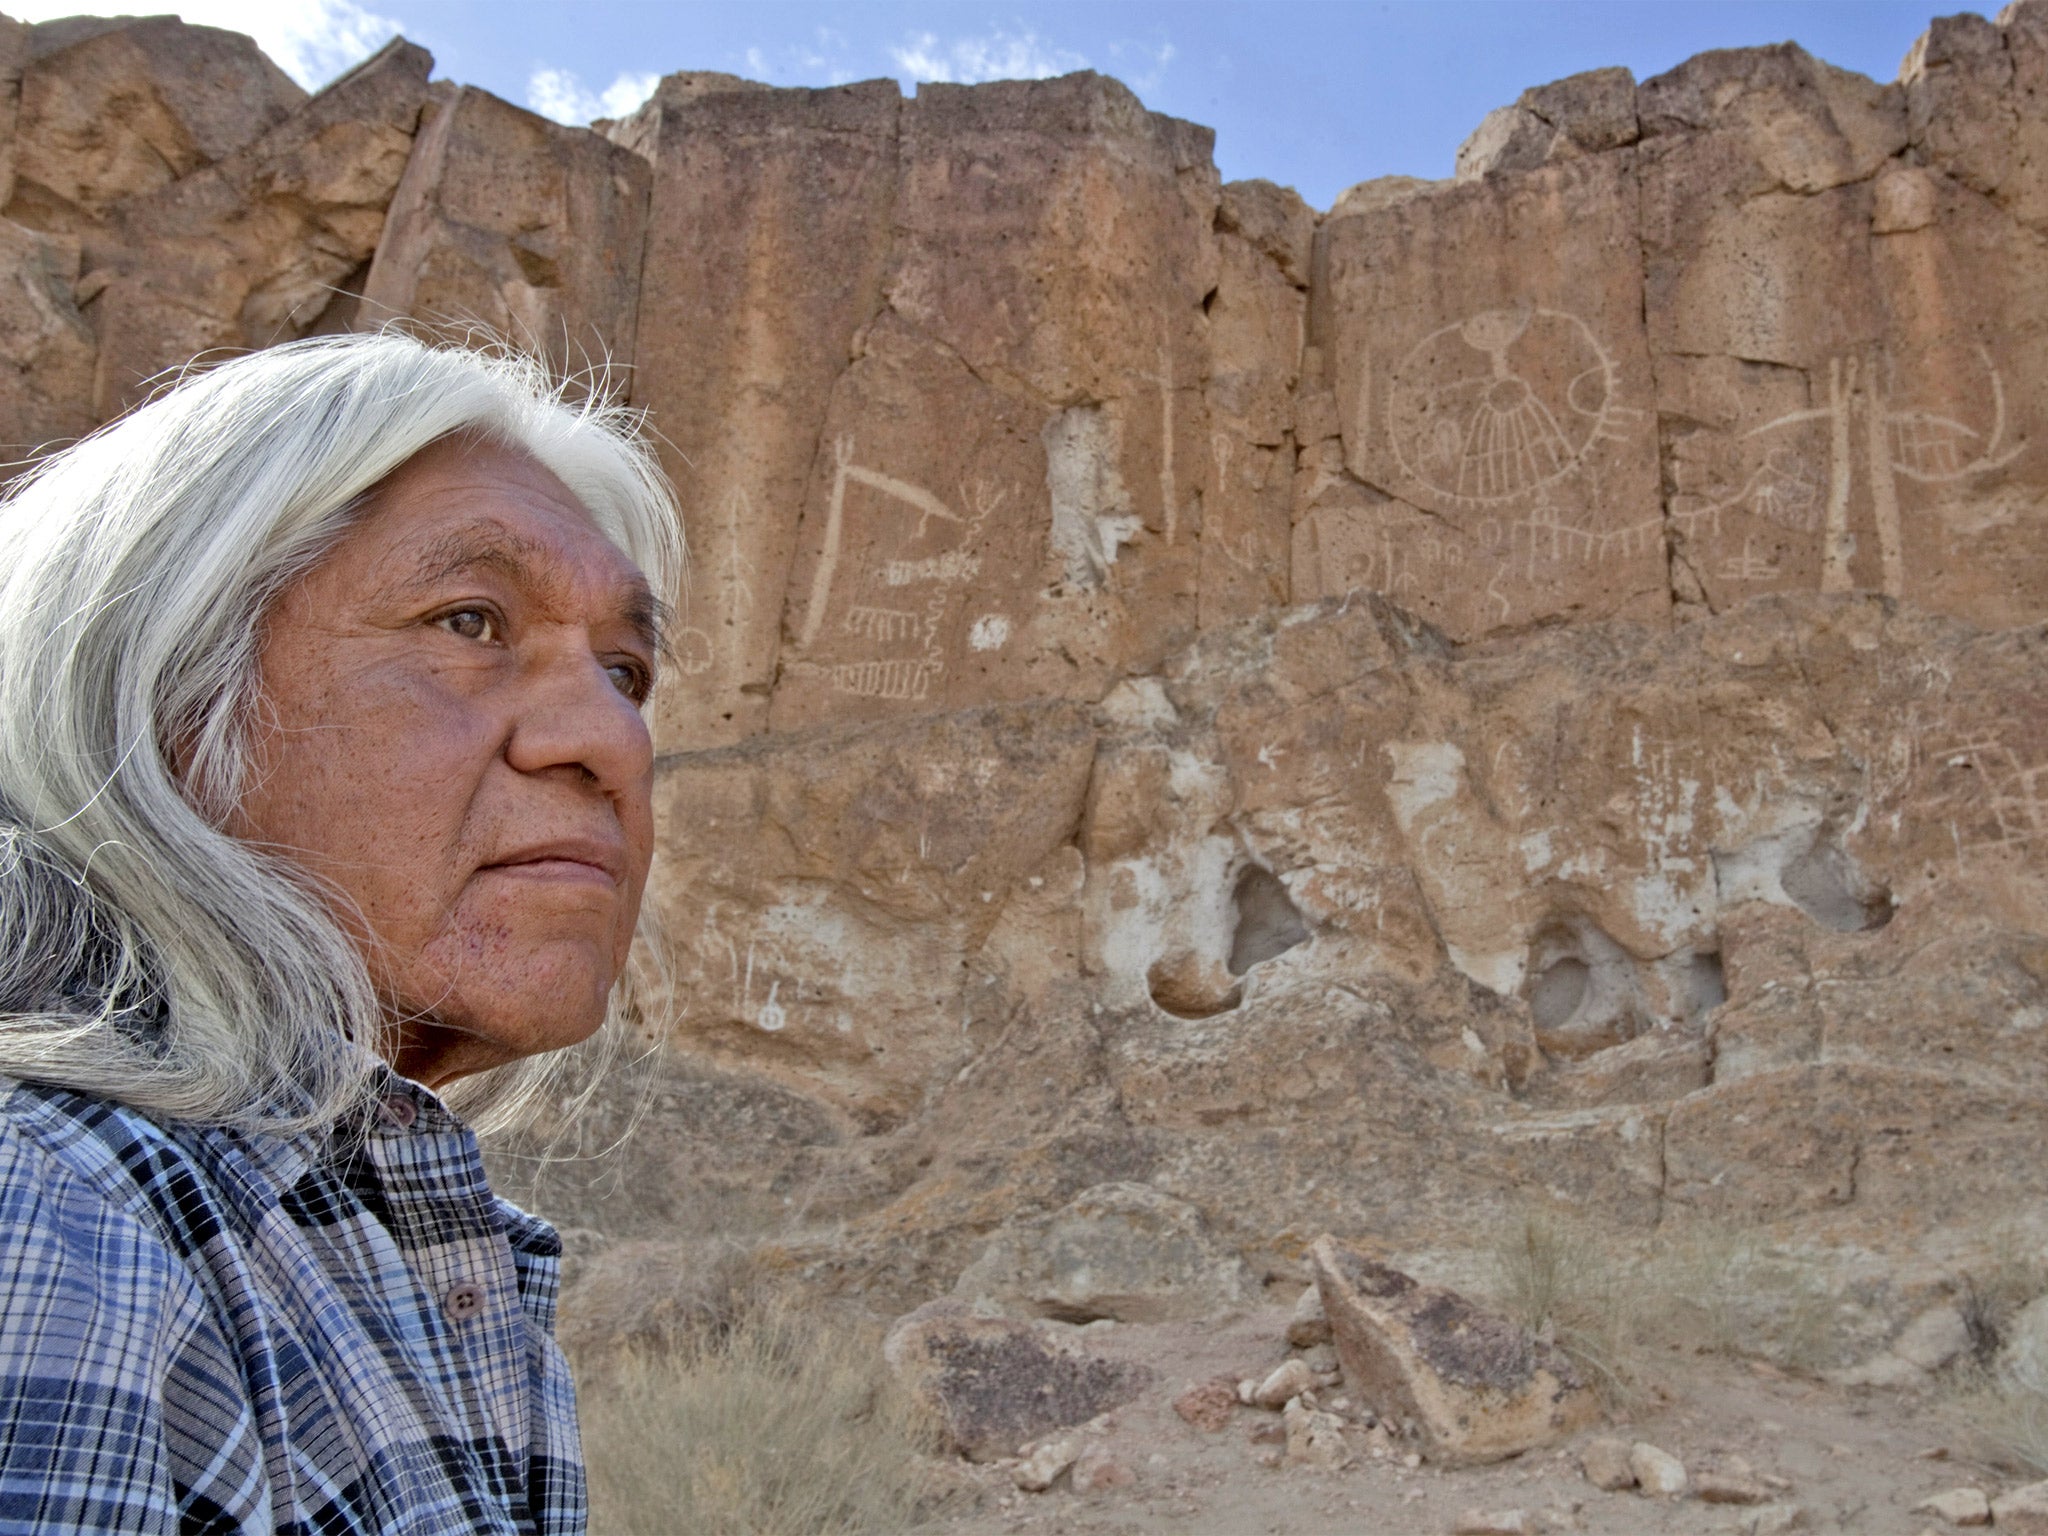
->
342, 436, 664, 651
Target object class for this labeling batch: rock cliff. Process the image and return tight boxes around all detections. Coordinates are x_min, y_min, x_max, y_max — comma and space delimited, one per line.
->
4, 4, 2046, 1335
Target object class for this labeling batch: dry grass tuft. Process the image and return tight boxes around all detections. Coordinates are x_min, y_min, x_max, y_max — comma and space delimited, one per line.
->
1488, 1208, 1644, 1406
1946, 1227, 2048, 1474
1950, 1357, 2048, 1476
1485, 1208, 1850, 1402
575, 1291, 954, 1536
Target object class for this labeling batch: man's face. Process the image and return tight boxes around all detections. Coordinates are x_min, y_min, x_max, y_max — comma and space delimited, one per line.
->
234, 436, 660, 1087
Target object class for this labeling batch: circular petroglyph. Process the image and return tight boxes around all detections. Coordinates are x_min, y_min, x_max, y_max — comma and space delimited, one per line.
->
674, 627, 715, 675
1387, 305, 1623, 507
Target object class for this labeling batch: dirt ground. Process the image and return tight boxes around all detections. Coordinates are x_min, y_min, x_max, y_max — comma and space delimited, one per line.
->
927, 1306, 2017, 1536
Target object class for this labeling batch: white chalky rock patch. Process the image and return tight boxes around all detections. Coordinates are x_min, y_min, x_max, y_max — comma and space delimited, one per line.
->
968, 614, 1011, 651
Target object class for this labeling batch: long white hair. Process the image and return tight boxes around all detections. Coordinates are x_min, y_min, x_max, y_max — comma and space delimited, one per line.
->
0, 332, 683, 1133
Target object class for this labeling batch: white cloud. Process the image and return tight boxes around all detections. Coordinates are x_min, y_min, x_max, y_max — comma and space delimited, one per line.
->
526, 67, 660, 126
5, 0, 403, 89
889, 27, 1087, 85
735, 28, 856, 87
1108, 39, 1176, 94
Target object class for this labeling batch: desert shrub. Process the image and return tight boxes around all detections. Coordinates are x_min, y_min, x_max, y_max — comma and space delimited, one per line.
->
576, 1293, 953, 1536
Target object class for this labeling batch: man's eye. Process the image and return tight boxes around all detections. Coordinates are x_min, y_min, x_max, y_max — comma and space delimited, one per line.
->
440, 608, 496, 642
606, 661, 651, 703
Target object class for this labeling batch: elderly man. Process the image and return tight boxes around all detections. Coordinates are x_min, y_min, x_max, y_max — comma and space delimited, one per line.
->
0, 333, 681, 1533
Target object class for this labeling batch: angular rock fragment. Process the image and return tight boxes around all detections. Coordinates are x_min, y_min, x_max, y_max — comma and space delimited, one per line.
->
1309, 1234, 1599, 1465
882, 1301, 1151, 1462
1287, 1284, 1332, 1348
1281, 1395, 1350, 1469
1011, 1432, 1080, 1491
1697, 1470, 1771, 1505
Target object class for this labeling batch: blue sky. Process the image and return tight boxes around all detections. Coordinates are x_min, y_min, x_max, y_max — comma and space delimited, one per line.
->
8, 0, 1991, 210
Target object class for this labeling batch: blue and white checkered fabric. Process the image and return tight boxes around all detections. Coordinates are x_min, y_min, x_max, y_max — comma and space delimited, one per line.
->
0, 1071, 584, 1534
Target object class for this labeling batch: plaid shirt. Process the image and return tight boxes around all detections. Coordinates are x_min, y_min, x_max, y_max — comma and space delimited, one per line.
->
0, 1071, 584, 1534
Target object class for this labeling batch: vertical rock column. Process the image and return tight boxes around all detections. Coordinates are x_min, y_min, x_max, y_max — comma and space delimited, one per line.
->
360, 86, 651, 383
628, 78, 903, 752
769, 72, 1222, 732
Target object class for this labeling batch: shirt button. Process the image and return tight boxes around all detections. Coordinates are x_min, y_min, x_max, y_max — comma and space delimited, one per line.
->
443, 1283, 484, 1322
379, 1094, 417, 1130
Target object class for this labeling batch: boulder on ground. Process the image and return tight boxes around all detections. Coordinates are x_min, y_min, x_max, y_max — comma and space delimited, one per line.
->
882, 1300, 1152, 1462
1309, 1234, 1599, 1465
1631, 1441, 1689, 1497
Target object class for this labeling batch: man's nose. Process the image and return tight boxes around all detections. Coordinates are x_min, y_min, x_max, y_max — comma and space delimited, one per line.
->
503, 636, 654, 792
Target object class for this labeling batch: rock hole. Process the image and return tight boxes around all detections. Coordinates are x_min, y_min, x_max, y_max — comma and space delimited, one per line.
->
1201, 286, 1219, 315
1783, 839, 1893, 932
1527, 956, 1591, 1034
1227, 865, 1309, 976
1147, 951, 1241, 1019
1679, 951, 1727, 1016
1520, 920, 1644, 1060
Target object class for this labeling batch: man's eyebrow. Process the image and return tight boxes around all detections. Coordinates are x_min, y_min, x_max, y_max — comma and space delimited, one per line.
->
395, 524, 554, 594
387, 522, 668, 656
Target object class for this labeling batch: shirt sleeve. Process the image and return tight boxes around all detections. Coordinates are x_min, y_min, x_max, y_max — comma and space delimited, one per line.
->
0, 1120, 269, 1535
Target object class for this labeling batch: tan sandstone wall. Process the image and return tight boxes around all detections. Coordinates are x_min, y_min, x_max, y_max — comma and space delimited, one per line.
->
4, 4, 2046, 1323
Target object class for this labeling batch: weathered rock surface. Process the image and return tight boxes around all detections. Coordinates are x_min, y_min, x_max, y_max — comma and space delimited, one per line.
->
8, 15, 303, 231
954, 1181, 1254, 1323
1914, 1487, 1991, 1526
360, 85, 649, 379
1992, 1479, 2048, 1536
0, 2, 2043, 1359
1308, 1235, 1599, 1465
882, 1301, 1152, 1462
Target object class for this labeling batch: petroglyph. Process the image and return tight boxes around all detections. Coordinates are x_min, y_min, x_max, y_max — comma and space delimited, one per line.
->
717, 487, 760, 673
844, 605, 923, 642
674, 627, 716, 676
793, 443, 1006, 706
830, 657, 941, 701
885, 550, 980, 587
1138, 333, 1183, 545
800, 438, 969, 651
1681, 343, 2024, 595
1386, 305, 1637, 509
1717, 536, 1784, 584
1886, 721, 2048, 854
